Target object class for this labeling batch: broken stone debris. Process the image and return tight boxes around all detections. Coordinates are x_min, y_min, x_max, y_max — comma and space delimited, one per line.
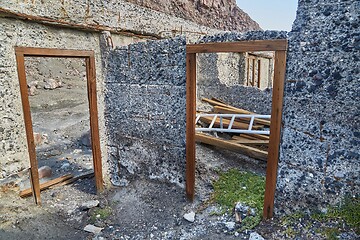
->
44, 78, 62, 90
84, 224, 104, 234
80, 200, 100, 210
249, 231, 265, 240
224, 221, 235, 231
28, 85, 37, 96
234, 202, 256, 223
183, 211, 195, 222
33, 132, 48, 146
38, 166, 52, 179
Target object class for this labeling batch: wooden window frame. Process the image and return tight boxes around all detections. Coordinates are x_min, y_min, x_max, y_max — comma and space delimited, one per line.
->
185, 39, 288, 219
15, 47, 104, 205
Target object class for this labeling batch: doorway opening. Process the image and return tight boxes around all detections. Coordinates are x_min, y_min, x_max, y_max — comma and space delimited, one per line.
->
15, 47, 103, 204
185, 40, 288, 219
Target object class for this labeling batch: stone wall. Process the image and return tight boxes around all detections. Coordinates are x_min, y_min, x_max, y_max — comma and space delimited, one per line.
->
103, 37, 187, 187
0, 0, 222, 42
276, 0, 360, 212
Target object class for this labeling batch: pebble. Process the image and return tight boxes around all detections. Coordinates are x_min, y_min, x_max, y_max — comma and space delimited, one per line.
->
38, 166, 52, 179
249, 232, 265, 240
80, 200, 100, 210
61, 162, 70, 169
224, 221, 235, 231
183, 211, 195, 223
44, 78, 62, 90
84, 224, 103, 234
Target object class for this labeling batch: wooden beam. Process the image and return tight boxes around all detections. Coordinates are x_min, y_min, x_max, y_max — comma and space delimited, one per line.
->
239, 133, 270, 140
186, 53, 197, 201
86, 56, 104, 193
186, 40, 288, 53
52, 171, 94, 187
263, 50, 287, 219
15, 50, 41, 205
231, 136, 269, 146
15, 47, 94, 58
20, 174, 73, 198
252, 58, 256, 86
195, 133, 268, 161
257, 59, 261, 88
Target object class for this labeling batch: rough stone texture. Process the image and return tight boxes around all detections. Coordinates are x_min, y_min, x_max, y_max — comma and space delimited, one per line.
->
103, 37, 186, 187
0, 18, 112, 180
1, 0, 223, 42
275, 0, 360, 212
125, 0, 261, 32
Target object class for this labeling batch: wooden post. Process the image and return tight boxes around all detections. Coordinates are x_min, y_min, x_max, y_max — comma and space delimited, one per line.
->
15, 50, 41, 205
257, 59, 261, 88
86, 56, 104, 193
263, 50, 287, 219
186, 53, 196, 201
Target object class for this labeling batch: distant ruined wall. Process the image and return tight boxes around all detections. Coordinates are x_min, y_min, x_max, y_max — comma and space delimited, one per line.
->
197, 31, 287, 115
103, 37, 186, 187
276, 0, 359, 213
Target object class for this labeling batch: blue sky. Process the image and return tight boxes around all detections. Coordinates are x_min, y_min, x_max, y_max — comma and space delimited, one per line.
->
236, 1, 298, 31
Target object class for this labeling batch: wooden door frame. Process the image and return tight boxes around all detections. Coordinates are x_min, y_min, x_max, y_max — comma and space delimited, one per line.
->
15, 47, 104, 205
185, 39, 288, 219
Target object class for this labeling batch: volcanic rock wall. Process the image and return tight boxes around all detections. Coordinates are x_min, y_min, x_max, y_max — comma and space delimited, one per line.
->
276, 0, 359, 212
103, 37, 186, 187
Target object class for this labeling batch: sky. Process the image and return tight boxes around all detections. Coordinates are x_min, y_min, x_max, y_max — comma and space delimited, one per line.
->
236, 1, 298, 31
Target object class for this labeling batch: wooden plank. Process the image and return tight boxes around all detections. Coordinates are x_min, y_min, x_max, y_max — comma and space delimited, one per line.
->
186, 40, 288, 53
212, 106, 271, 126
20, 174, 73, 198
52, 171, 94, 187
231, 136, 269, 146
257, 59, 261, 88
263, 50, 287, 219
15, 47, 94, 58
198, 115, 264, 130
240, 133, 270, 140
186, 53, 197, 201
195, 133, 268, 161
15, 51, 42, 205
86, 56, 104, 193
252, 58, 256, 86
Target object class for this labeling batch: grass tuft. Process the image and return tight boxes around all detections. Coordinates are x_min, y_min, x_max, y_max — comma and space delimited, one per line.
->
212, 169, 265, 230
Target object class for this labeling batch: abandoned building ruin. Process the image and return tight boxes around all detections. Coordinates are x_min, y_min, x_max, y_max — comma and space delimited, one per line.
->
0, 0, 359, 220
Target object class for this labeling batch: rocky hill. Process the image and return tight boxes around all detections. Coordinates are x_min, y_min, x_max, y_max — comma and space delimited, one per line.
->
125, 0, 261, 32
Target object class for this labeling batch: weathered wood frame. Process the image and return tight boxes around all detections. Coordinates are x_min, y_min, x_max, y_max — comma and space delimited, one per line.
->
185, 39, 288, 219
15, 47, 104, 204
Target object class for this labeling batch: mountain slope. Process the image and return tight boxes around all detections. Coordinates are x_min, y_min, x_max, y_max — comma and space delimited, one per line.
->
125, 0, 261, 32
